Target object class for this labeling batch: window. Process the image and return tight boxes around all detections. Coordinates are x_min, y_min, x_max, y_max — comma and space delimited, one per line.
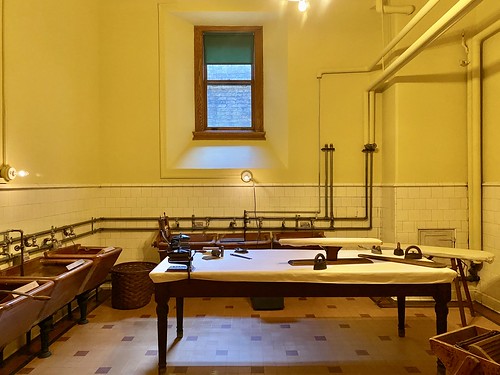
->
193, 26, 265, 140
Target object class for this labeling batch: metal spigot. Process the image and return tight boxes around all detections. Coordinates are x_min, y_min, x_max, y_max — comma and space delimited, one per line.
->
243, 211, 250, 226
1, 233, 11, 257
62, 226, 75, 238
24, 235, 38, 249
10, 229, 25, 276
42, 230, 60, 249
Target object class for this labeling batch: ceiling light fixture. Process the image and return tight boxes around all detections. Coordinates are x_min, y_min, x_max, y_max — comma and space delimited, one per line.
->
289, 0, 310, 12
298, 0, 309, 12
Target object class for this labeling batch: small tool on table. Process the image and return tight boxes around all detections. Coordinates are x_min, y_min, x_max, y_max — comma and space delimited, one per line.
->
230, 253, 252, 260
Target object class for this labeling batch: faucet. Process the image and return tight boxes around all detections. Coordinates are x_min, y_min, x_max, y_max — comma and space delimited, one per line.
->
10, 229, 25, 276
42, 228, 60, 249
257, 217, 263, 229
1, 233, 12, 258
24, 235, 38, 249
62, 226, 75, 238
42, 236, 60, 249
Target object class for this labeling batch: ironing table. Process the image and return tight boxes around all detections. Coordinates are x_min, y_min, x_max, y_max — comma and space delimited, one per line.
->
150, 247, 457, 372
384, 243, 495, 327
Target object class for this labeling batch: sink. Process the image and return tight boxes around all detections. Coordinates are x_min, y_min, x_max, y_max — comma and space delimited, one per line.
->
0, 257, 93, 357
0, 279, 54, 353
44, 244, 122, 323
44, 244, 122, 293
0, 257, 92, 319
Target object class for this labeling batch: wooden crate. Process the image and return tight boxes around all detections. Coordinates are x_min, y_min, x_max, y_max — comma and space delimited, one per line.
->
430, 325, 500, 375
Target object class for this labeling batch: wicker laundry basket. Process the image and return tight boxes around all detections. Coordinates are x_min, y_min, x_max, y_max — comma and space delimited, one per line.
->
111, 262, 157, 309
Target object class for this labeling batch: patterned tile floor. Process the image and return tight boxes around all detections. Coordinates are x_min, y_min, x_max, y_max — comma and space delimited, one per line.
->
15, 296, 500, 375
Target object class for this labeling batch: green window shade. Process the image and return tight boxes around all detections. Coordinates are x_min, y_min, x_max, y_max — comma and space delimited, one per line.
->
204, 33, 254, 64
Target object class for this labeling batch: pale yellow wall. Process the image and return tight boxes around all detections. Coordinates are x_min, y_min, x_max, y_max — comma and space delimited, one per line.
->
378, 0, 470, 184
2, 0, 498, 186
2, 0, 101, 184
101, 0, 383, 184
482, 30, 500, 183
98, 0, 160, 184
287, 2, 382, 184
1, 0, 385, 186
393, 80, 467, 183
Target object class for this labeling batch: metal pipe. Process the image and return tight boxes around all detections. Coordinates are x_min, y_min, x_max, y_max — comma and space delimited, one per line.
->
368, 0, 483, 92
9, 229, 24, 276
317, 68, 370, 79
322, 144, 329, 217
368, 91, 376, 144
99, 227, 157, 232
467, 18, 500, 250
252, 209, 323, 215
368, 0, 441, 71
329, 144, 334, 219
59, 230, 97, 243
1, 219, 97, 241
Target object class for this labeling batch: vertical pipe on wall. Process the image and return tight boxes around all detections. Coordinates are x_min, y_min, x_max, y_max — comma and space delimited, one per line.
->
467, 20, 500, 250
329, 144, 334, 218
368, 91, 376, 144
468, 34, 482, 250
0, 0, 5, 166
323, 144, 329, 218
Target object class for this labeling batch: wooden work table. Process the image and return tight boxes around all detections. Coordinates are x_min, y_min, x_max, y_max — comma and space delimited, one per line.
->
150, 248, 457, 372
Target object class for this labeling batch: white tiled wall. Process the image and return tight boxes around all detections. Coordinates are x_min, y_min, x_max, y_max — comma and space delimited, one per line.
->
1, 183, 381, 263
4, 182, 500, 312
0, 183, 469, 263
477, 184, 500, 311
0, 186, 101, 234
380, 184, 469, 248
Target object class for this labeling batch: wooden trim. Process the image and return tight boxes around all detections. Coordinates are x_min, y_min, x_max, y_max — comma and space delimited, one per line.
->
192, 130, 266, 140
194, 26, 206, 133
253, 27, 264, 133
193, 25, 264, 138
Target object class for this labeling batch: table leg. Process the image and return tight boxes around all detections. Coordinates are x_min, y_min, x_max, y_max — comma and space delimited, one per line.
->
156, 295, 170, 371
176, 297, 184, 338
456, 259, 475, 317
397, 296, 406, 337
451, 258, 467, 326
434, 284, 450, 335
434, 284, 451, 373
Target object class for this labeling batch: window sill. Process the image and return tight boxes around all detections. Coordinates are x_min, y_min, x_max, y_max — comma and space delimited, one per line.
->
192, 130, 266, 141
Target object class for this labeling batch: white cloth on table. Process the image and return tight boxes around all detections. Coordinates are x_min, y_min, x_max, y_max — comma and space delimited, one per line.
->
149, 249, 457, 285
382, 243, 495, 264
